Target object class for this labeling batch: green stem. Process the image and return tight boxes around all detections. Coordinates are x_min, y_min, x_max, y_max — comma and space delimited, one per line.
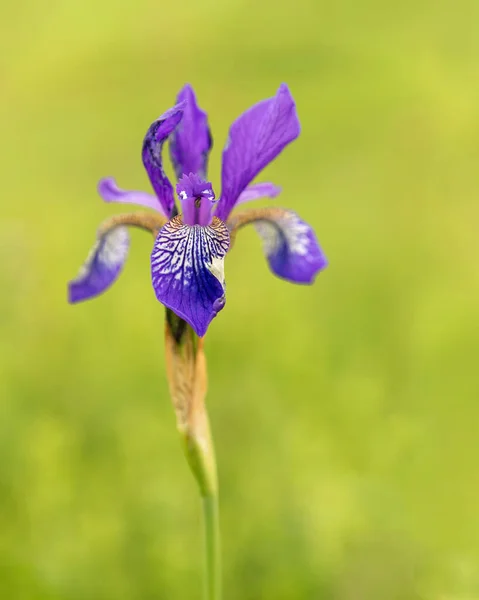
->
180, 432, 221, 600
202, 493, 221, 600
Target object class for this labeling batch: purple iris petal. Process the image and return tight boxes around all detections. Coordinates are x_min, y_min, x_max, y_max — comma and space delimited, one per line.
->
176, 173, 216, 226
169, 84, 212, 180
68, 227, 129, 303
254, 209, 327, 283
151, 216, 230, 337
98, 177, 166, 215
236, 182, 281, 205
215, 84, 300, 221
142, 102, 185, 218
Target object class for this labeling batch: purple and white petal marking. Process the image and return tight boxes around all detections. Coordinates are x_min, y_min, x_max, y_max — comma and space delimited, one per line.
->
68, 226, 129, 303
151, 216, 230, 337
252, 208, 327, 283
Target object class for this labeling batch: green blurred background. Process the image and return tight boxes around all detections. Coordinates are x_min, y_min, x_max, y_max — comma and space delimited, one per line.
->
1, 0, 479, 598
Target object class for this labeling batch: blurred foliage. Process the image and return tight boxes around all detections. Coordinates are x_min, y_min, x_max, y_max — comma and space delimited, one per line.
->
1, 0, 479, 598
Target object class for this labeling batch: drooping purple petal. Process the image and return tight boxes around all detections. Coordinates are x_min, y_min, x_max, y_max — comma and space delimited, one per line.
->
169, 84, 212, 180
176, 173, 216, 226
98, 177, 167, 215
151, 216, 230, 337
233, 208, 327, 283
68, 227, 129, 303
142, 103, 185, 218
215, 84, 300, 221
236, 182, 281, 205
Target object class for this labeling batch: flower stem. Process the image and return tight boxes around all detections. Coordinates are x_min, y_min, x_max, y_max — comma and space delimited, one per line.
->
179, 409, 221, 600
202, 493, 221, 600
164, 310, 222, 600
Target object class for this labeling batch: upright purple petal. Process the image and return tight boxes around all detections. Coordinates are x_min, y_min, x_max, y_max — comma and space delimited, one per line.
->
142, 103, 185, 218
68, 227, 129, 303
151, 216, 230, 337
236, 182, 281, 205
215, 84, 300, 221
98, 177, 167, 215
169, 84, 212, 179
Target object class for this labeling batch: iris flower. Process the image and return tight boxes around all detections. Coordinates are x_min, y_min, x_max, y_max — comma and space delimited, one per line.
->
68, 84, 327, 335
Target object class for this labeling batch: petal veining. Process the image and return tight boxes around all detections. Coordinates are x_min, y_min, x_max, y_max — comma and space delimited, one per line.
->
151, 216, 230, 336
216, 84, 300, 221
